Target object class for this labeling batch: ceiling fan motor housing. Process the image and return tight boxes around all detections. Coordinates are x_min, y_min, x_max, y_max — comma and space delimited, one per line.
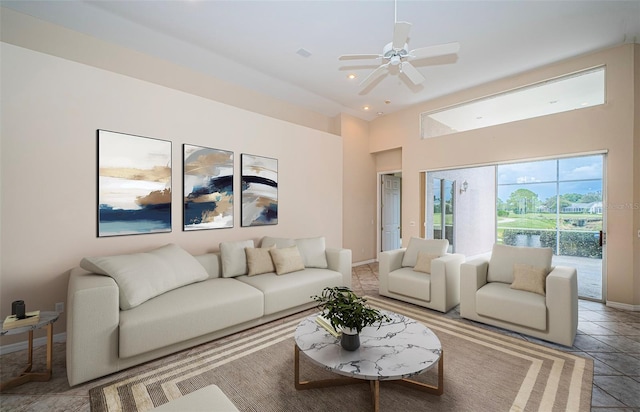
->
383, 42, 408, 60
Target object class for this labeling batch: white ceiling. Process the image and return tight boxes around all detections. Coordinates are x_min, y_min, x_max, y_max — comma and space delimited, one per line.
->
3, 0, 640, 121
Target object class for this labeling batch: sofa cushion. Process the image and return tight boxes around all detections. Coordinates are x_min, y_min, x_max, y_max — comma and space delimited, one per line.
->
270, 246, 305, 275
388, 267, 431, 301
220, 240, 255, 277
295, 237, 328, 268
119, 278, 264, 358
413, 252, 440, 274
246, 246, 275, 276
236, 268, 343, 315
80, 243, 208, 310
402, 237, 449, 268
510, 263, 548, 296
476, 282, 547, 330
260, 236, 295, 249
488, 244, 552, 284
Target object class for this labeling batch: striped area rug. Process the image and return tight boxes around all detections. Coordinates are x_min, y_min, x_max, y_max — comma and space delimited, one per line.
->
90, 296, 592, 411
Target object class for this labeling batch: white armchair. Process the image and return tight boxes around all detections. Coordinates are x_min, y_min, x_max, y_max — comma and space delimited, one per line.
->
379, 238, 465, 313
460, 244, 578, 346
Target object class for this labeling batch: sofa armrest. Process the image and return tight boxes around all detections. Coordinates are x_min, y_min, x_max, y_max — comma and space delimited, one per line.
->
459, 256, 489, 318
378, 248, 406, 295
430, 253, 465, 311
326, 248, 352, 289
546, 265, 578, 346
66, 267, 120, 386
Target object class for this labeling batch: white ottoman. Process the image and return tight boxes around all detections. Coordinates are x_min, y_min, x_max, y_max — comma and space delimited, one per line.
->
151, 385, 239, 411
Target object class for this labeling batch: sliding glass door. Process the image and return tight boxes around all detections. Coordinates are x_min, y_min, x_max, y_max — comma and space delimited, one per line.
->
497, 155, 604, 300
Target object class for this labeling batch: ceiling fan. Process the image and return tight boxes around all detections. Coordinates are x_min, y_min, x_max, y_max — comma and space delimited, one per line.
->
339, 6, 460, 91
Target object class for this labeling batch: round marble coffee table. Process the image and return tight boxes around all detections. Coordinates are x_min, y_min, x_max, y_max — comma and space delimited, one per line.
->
294, 310, 443, 411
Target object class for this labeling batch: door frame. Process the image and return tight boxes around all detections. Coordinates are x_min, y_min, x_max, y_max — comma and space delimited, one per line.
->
377, 170, 402, 261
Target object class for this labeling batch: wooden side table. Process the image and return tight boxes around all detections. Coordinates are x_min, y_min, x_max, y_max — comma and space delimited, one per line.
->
0, 311, 59, 391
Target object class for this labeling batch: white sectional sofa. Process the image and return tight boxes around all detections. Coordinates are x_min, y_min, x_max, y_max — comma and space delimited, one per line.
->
66, 237, 351, 386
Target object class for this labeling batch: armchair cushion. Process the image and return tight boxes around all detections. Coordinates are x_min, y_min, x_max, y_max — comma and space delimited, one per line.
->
413, 252, 440, 274
388, 267, 431, 302
476, 282, 547, 330
510, 263, 548, 296
402, 238, 449, 268
488, 244, 552, 284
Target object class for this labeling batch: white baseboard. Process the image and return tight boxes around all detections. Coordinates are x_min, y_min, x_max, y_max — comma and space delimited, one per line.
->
352, 259, 376, 267
606, 301, 640, 311
0, 332, 66, 355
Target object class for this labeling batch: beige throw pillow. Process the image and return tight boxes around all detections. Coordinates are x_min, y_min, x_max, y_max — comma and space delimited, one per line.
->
246, 246, 275, 276
413, 252, 440, 274
269, 246, 305, 275
510, 263, 548, 296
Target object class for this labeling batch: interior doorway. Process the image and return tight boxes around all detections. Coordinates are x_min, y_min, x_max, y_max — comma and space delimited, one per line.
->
380, 172, 401, 253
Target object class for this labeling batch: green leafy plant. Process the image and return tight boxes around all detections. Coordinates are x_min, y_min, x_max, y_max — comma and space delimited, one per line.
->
312, 286, 390, 334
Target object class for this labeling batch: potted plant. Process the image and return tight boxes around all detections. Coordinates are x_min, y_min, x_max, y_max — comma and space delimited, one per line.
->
312, 286, 390, 351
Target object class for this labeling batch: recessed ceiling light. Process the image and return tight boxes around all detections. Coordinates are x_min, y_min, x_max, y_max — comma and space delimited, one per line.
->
377, 112, 384, 116
347, 73, 357, 80
363, 106, 370, 111
549, 100, 558, 104
476, 116, 483, 120
295, 48, 312, 58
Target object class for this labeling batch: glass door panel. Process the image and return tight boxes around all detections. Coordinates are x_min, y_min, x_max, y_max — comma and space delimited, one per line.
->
497, 155, 604, 301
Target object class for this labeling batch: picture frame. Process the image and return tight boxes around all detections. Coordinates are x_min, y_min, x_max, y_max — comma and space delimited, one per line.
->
241, 154, 278, 227
183, 144, 234, 230
97, 130, 172, 237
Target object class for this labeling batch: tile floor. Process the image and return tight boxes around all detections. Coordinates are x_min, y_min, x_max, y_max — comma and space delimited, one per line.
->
0, 263, 638, 411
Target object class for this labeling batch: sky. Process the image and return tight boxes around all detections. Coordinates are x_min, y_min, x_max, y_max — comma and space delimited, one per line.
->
497, 155, 603, 202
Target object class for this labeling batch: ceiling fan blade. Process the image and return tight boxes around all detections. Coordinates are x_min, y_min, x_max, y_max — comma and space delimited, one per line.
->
400, 61, 425, 85
360, 63, 390, 89
392, 21, 412, 50
339, 54, 382, 61
409, 42, 460, 60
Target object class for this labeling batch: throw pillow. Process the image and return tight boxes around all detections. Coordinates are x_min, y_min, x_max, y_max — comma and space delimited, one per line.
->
246, 246, 275, 276
269, 246, 305, 275
402, 237, 449, 267
413, 252, 440, 274
510, 263, 549, 296
295, 236, 328, 268
260, 236, 295, 249
80, 243, 208, 310
220, 240, 255, 277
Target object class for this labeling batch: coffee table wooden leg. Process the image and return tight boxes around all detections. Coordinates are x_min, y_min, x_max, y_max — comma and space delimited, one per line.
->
370, 380, 380, 412
295, 344, 365, 390
395, 350, 444, 395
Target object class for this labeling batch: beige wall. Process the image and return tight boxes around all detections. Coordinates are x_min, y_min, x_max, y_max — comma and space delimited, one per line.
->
0, 8, 337, 135
340, 114, 377, 263
370, 44, 639, 308
0, 42, 343, 345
